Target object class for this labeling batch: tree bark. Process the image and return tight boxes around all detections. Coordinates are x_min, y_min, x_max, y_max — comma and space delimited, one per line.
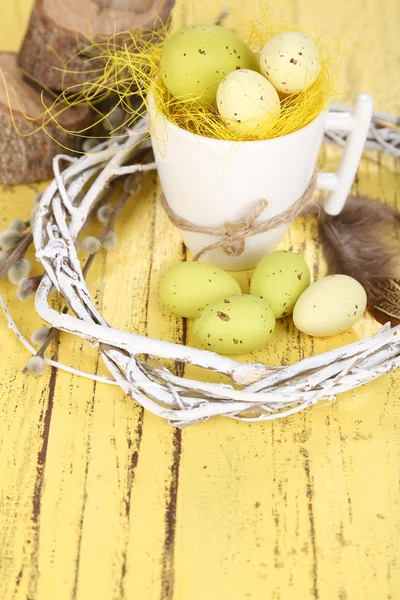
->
0, 53, 93, 184
17, 0, 174, 91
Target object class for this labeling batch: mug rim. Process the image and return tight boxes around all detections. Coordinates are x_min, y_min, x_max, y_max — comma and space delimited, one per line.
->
148, 94, 330, 147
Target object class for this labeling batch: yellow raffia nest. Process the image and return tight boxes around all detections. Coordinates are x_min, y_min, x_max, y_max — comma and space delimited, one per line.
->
12, 11, 337, 144
152, 17, 336, 141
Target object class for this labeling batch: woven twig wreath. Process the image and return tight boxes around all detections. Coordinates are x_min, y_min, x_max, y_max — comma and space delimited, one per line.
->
5, 112, 400, 428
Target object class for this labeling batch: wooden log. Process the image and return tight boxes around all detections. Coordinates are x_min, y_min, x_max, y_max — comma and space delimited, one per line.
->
18, 0, 174, 91
0, 52, 93, 184
96, 0, 154, 10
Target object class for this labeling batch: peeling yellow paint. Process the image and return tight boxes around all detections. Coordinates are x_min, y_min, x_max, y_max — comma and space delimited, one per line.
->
0, 1, 399, 599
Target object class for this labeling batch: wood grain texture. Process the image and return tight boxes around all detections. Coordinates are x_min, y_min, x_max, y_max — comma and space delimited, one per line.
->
0, 52, 93, 184
17, 0, 174, 90
0, 1, 399, 599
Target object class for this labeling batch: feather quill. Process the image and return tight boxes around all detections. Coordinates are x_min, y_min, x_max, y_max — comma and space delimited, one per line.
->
317, 195, 400, 326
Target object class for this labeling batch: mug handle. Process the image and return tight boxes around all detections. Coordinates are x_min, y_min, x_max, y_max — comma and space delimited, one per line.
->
316, 93, 374, 215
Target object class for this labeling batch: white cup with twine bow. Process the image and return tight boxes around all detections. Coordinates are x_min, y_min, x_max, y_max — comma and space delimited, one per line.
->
149, 93, 373, 270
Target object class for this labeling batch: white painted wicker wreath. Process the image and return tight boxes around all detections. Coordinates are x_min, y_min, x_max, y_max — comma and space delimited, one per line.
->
4, 111, 400, 428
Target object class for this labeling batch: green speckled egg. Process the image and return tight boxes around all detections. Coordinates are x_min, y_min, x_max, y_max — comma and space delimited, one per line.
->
193, 294, 275, 355
160, 25, 258, 104
159, 262, 241, 318
250, 251, 310, 318
293, 275, 367, 337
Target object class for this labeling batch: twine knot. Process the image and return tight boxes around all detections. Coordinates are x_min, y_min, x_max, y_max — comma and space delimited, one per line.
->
216, 199, 268, 257
160, 173, 317, 260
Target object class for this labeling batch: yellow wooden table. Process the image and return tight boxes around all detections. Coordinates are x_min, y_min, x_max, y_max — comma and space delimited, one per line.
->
1, 1, 399, 598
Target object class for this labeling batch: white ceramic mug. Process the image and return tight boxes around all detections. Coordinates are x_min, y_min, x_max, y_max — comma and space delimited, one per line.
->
149, 94, 373, 270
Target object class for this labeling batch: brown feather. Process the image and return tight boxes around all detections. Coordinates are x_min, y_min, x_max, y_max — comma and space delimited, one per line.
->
317, 195, 400, 326
369, 279, 400, 326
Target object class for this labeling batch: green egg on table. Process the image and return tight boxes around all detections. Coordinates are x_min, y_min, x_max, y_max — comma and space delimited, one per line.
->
160, 24, 259, 104
250, 251, 310, 318
193, 294, 276, 355
159, 262, 241, 318
293, 274, 367, 337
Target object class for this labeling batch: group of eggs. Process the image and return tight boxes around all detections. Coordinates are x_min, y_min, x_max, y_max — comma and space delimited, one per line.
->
159, 252, 368, 355
160, 24, 321, 133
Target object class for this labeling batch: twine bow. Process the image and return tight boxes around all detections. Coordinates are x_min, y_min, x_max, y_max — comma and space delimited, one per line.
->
204, 199, 269, 258
160, 173, 318, 260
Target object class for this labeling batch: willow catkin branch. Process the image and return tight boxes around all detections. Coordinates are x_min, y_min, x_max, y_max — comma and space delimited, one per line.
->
23, 168, 146, 369
80, 176, 123, 234
0, 234, 33, 280
24, 127, 150, 370
0, 154, 104, 280
0, 289, 118, 384
21, 306, 69, 373
17, 166, 120, 371
23, 202, 124, 367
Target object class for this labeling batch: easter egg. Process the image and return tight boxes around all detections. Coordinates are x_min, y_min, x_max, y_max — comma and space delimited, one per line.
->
159, 262, 241, 318
193, 294, 275, 355
250, 251, 310, 318
293, 275, 367, 337
216, 69, 280, 133
260, 32, 320, 94
160, 25, 259, 104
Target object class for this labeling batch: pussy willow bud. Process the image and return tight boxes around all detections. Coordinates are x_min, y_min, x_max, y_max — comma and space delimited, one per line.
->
96, 204, 113, 224
102, 232, 118, 250
26, 356, 46, 376
8, 258, 31, 284
10, 218, 26, 233
81, 236, 101, 254
31, 326, 50, 345
0, 229, 22, 250
17, 276, 41, 301
0, 250, 7, 262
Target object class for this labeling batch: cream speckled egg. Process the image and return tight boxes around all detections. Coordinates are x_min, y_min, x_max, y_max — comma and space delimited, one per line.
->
159, 262, 241, 318
250, 251, 310, 318
293, 275, 367, 337
160, 25, 258, 104
216, 69, 280, 133
193, 294, 276, 355
260, 32, 320, 94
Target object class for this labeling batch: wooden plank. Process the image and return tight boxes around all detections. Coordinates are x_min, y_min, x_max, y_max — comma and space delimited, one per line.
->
0, 0, 399, 599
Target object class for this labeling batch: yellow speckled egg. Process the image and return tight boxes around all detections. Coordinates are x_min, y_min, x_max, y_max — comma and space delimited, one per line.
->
293, 275, 367, 337
159, 262, 241, 318
250, 251, 310, 318
260, 31, 320, 94
216, 69, 280, 133
160, 25, 258, 104
193, 294, 276, 355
